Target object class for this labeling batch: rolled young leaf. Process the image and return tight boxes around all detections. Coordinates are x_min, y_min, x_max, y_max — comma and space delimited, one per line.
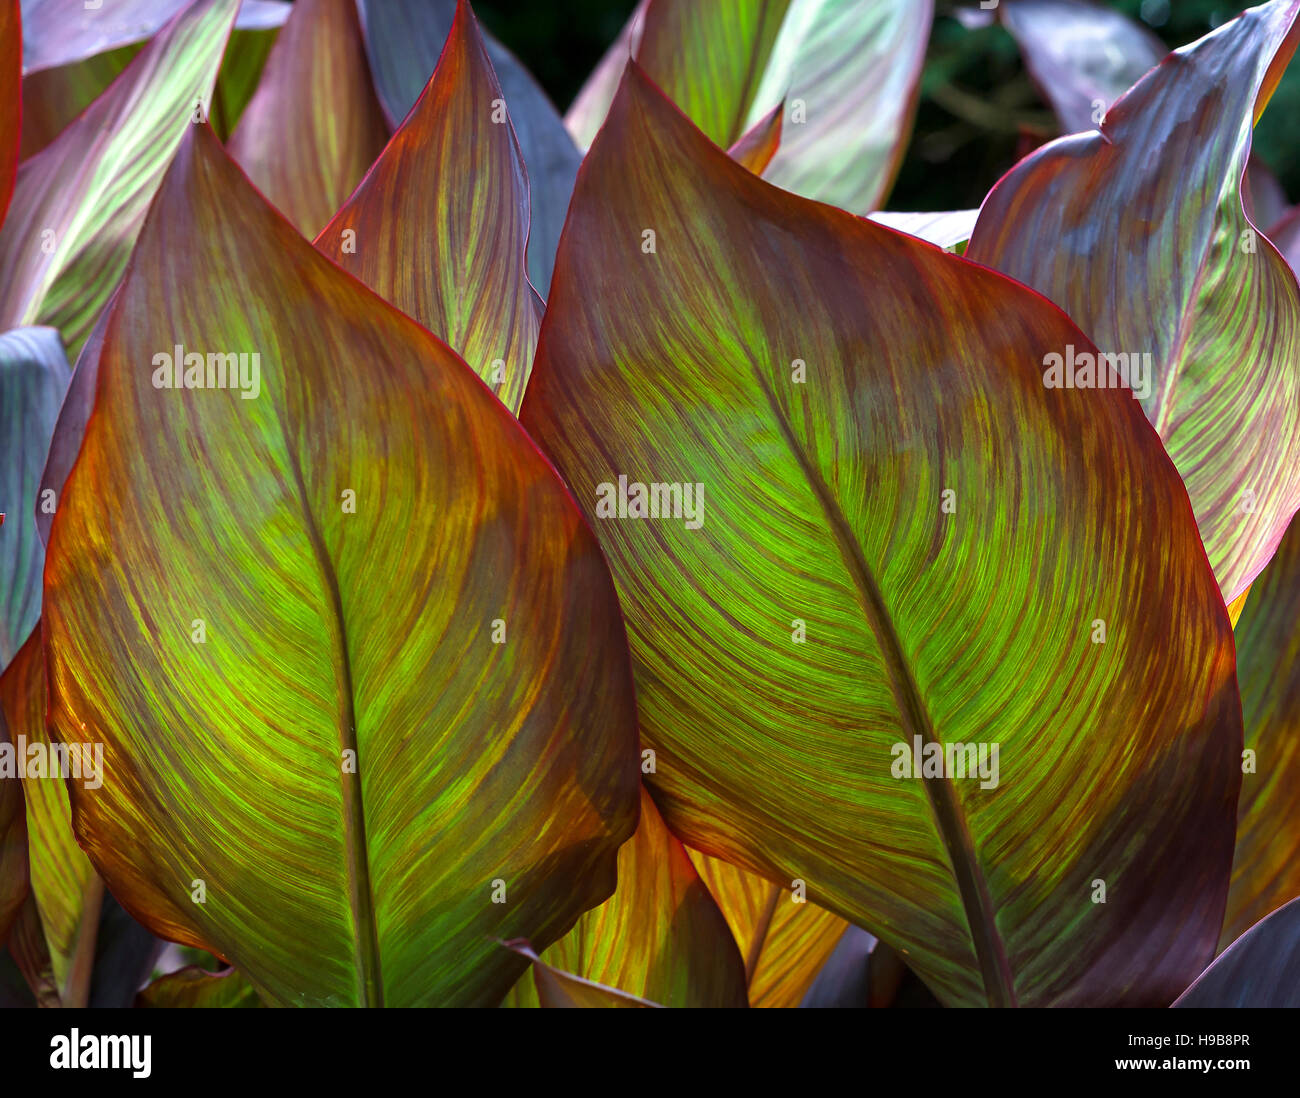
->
520, 64, 1243, 1007
0, 326, 70, 666
228, 0, 388, 239
503, 786, 747, 1008
1175, 896, 1300, 1007
1220, 516, 1300, 946
0, 0, 242, 355
316, 1, 541, 415
355, 0, 579, 297
966, 1, 1300, 604
688, 852, 846, 1008
40, 122, 640, 1007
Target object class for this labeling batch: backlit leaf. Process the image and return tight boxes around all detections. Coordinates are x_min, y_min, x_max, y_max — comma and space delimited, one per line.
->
966, 1, 1300, 603
41, 123, 639, 1007
1, 0, 17, 224
505, 942, 659, 1007
137, 964, 261, 1007
519, 65, 1243, 1007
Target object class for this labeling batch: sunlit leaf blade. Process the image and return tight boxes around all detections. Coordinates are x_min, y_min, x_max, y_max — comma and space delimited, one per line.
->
41, 123, 640, 1007
18, 0, 287, 72
996, 0, 1165, 135
1175, 896, 1300, 1007
505, 942, 659, 1007
568, 0, 931, 213
137, 964, 261, 1007
564, 0, 646, 149
355, 0, 579, 297
520, 66, 1243, 1007
0, 629, 101, 1006
18, 45, 137, 159
0, 326, 69, 666
868, 210, 978, 253
727, 103, 782, 175
1221, 517, 1300, 946
688, 851, 845, 1007
316, 2, 540, 414
967, 1, 1300, 604
504, 786, 747, 1008
228, 0, 387, 238
0, 0, 241, 354
1, 0, 18, 225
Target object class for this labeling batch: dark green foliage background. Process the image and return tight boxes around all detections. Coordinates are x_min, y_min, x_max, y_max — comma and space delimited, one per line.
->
478, 0, 1297, 214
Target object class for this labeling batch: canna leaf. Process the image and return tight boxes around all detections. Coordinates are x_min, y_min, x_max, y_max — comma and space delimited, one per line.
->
1175, 896, 1300, 1007
0, 629, 101, 1007
966, 1, 1300, 604
355, 0, 579, 297
137, 964, 261, 1008
18, 45, 138, 159
1220, 516, 1300, 946
867, 210, 978, 253
5, 892, 58, 1006
1, 0, 19, 224
228, 0, 388, 238
505, 942, 659, 1008
0, 326, 70, 666
566, 0, 932, 214
727, 103, 783, 176
316, 1, 541, 414
503, 786, 747, 1008
0, 682, 28, 947
688, 852, 846, 1007
40, 123, 639, 1007
18, 0, 287, 73
519, 65, 1243, 1007
564, 0, 647, 149
0, 0, 242, 355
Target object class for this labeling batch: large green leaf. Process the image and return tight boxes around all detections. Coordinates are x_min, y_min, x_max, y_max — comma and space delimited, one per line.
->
1175, 897, 1300, 1007
1221, 515, 1300, 947
316, 1, 541, 414
565, 0, 932, 214
966, 1, 1300, 604
355, 0, 579, 297
503, 786, 747, 1008
0, 326, 69, 667
519, 64, 1243, 1007
17, 0, 286, 72
40, 122, 639, 1007
228, 0, 388, 238
0, 0, 241, 355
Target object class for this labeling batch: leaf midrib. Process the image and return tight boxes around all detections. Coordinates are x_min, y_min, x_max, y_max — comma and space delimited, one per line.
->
751, 369, 1018, 1007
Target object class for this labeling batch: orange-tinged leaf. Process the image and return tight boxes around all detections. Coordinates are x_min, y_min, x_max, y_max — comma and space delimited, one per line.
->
41, 123, 640, 1006
228, 0, 389, 238
506, 942, 659, 1007
727, 102, 783, 175
688, 852, 846, 1007
504, 787, 747, 1007
316, 2, 541, 414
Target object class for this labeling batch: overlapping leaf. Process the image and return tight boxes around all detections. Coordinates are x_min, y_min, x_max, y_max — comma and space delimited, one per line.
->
137, 964, 261, 1007
316, 1, 540, 414
0, 326, 69, 666
1175, 897, 1300, 1007
1221, 516, 1300, 946
506, 942, 657, 1007
967, 1, 1300, 603
504, 786, 747, 1008
0, 0, 241, 354
1, 0, 17, 224
566, 0, 932, 214
688, 852, 846, 1007
40, 122, 639, 1007
0, 629, 101, 1006
228, 0, 388, 238
355, 0, 579, 296
520, 65, 1242, 1007
18, 0, 286, 72
867, 210, 978, 253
